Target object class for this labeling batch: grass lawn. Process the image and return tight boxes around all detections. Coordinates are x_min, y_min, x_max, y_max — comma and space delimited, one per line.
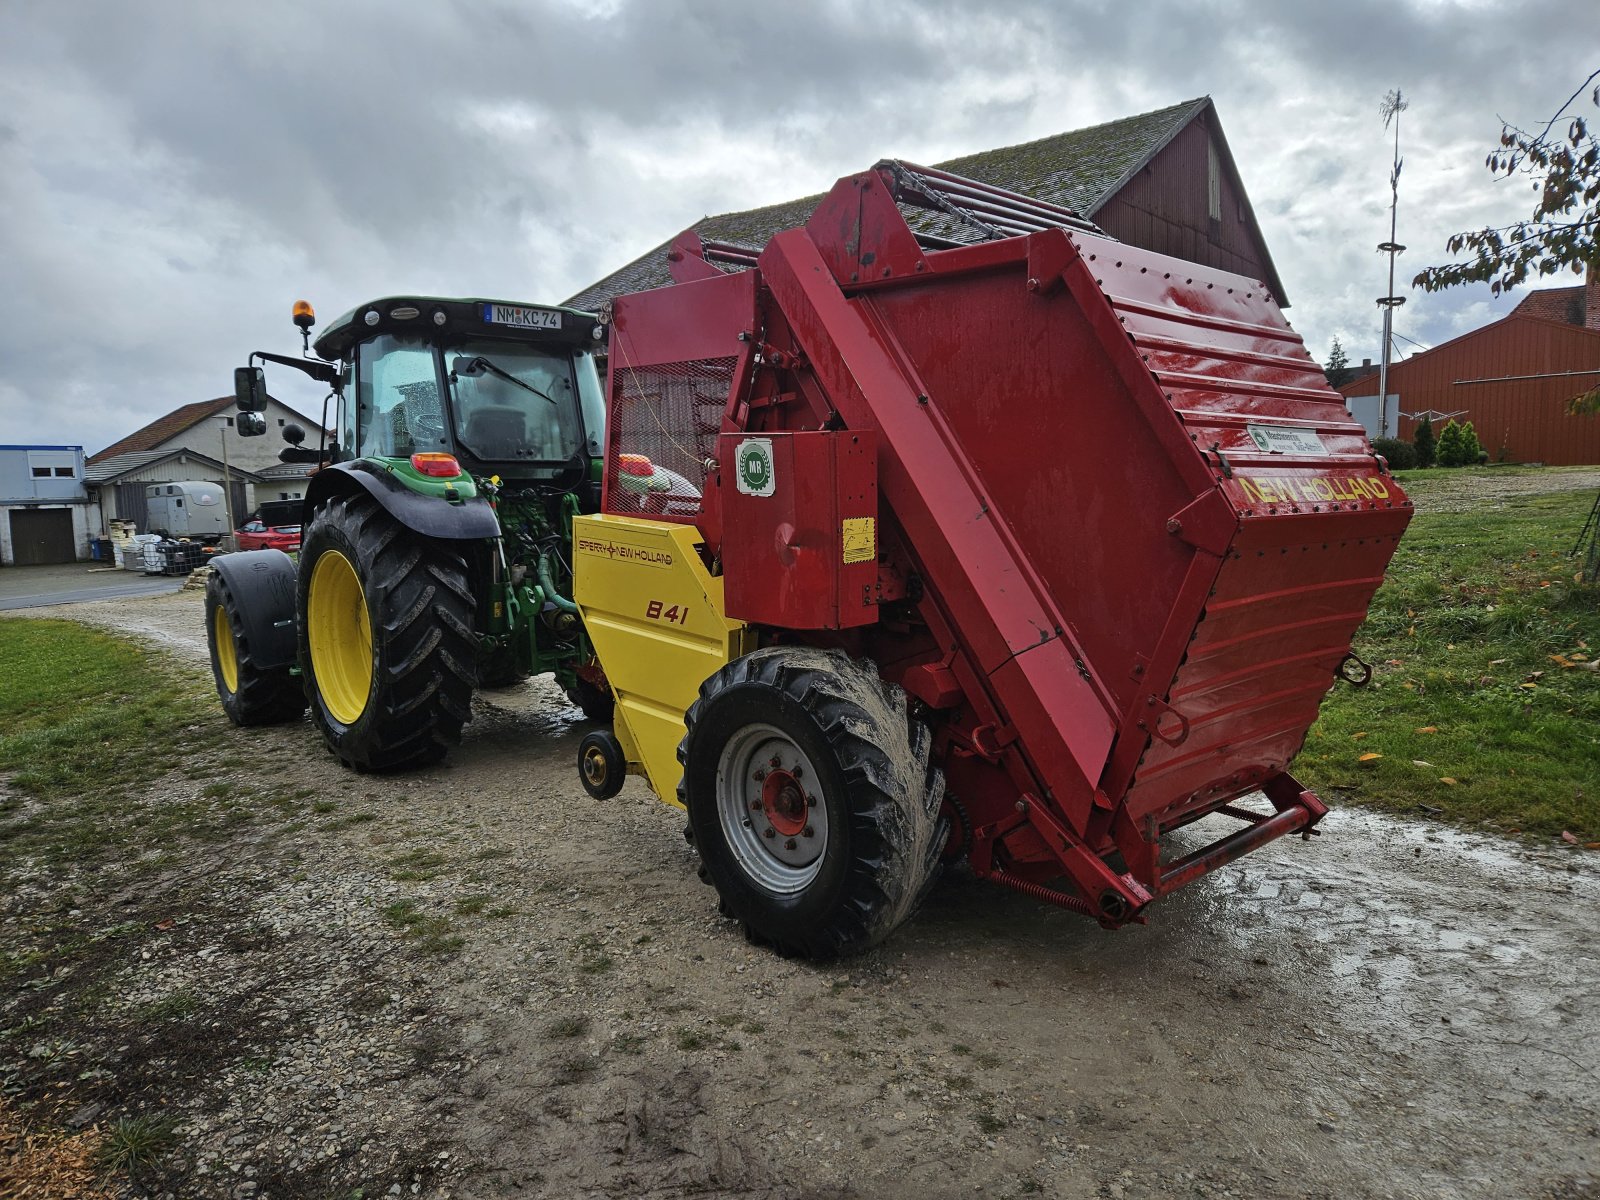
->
1297, 485, 1600, 842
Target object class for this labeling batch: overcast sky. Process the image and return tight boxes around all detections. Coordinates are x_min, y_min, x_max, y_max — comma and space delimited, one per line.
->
1, 1, 1594, 453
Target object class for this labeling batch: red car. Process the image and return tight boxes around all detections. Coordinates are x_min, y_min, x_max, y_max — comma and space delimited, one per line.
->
236, 503, 302, 552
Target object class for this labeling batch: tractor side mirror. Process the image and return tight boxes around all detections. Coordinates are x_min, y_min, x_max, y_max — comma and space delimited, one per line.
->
234, 365, 268, 412
237, 411, 268, 437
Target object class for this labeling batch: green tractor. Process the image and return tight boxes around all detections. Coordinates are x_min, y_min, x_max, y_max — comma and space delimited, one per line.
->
205, 296, 614, 771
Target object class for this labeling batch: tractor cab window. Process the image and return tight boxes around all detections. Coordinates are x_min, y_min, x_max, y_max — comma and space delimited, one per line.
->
446, 341, 583, 465
355, 334, 448, 459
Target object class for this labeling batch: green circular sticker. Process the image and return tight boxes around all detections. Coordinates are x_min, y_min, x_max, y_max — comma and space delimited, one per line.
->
737, 440, 773, 494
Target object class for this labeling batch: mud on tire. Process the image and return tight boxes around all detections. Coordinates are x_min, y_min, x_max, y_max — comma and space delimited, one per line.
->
206, 571, 306, 726
679, 646, 947, 959
298, 493, 477, 772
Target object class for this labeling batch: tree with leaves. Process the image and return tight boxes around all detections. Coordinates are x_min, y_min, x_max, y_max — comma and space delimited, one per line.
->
1436, 419, 1467, 467
1414, 69, 1599, 414
1325, 336, 1354, 388
1460, 420, 1484, 465
1413, 415, 1436, 467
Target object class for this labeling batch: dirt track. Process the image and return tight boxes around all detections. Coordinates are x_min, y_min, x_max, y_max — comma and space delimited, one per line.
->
9, 591, 1600, 1199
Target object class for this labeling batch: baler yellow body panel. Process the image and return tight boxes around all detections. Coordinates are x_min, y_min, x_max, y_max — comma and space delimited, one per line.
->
572, 513, 751, 805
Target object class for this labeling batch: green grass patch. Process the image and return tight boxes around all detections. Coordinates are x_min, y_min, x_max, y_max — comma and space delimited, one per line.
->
388, 847, 449, 881
0, 620, 214, 805
380, 899, 464, 954
0, 620, 266, 885
141, 988, 201, 1021
1298, 489, 1600, 840
99, 1112, 178, 1174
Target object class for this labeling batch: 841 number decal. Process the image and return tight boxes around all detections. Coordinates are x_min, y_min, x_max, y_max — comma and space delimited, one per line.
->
645, 600, 690, 625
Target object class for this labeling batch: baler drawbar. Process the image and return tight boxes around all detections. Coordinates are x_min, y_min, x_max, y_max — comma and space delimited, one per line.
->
572, 159, 1410, 955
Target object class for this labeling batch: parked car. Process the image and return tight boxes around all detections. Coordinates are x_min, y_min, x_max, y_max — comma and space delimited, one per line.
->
235, 501, 303, 552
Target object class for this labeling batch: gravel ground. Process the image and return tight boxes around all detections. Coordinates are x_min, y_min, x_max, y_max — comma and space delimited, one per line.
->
1401, 465, 1600, 514
4, 589, 1597, 1200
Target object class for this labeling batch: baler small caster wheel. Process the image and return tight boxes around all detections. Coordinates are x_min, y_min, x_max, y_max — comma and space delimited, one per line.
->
578, 730, 625, 800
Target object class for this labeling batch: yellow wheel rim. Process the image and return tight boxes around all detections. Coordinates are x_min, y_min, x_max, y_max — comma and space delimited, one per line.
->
307, 549, 372, 725
213, 604, 239, 694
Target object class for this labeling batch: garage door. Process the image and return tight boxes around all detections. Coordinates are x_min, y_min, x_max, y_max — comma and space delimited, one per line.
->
9, 508, 77, 565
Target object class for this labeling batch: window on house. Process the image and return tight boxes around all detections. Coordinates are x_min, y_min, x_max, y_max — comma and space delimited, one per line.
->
226, 417, 235, 427
54, 467, 74, 477
1207, 140, 1222, 222
30, 467, 50, 478
278, 418, 286, 426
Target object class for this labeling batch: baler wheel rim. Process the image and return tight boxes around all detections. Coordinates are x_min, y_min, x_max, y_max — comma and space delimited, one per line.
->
714, 723, 828, 892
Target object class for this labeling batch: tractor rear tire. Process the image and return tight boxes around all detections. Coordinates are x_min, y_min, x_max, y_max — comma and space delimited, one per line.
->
205, 571, 306, 726
680, 646, 947, 959
298, 493, 477, 772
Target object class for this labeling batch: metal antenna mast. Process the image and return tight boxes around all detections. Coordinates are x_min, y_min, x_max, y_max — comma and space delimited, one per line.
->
1376, 89, 1408, 438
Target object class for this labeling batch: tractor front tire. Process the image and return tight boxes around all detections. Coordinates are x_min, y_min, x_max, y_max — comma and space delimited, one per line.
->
298, 494, 477, 772
206, 570, 305, 726
680, 647, 947, 959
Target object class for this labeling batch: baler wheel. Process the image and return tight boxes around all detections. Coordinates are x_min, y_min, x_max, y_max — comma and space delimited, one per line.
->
565, 676, 615, 722
298, 493, 476, 772
680, 647, 947, 959
578, 729, 626, 800
205, 571, 306, 726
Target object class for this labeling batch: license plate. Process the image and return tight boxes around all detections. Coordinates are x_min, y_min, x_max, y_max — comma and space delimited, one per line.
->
483, 304, 562, 330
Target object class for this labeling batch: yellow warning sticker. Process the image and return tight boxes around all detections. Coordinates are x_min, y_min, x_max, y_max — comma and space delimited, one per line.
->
842, 517, 876, 564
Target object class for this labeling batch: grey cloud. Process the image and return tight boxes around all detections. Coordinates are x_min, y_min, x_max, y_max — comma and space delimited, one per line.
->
0, 0, 1593, 451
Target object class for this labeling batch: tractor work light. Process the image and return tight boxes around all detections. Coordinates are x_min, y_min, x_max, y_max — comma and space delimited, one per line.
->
617, 453, 655, 477
292, 299, 315, 329
410, 452, 462, 478
389, 305, 420, 320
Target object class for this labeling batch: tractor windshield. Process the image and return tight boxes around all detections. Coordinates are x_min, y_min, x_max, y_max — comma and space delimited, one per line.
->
355, 334, 450, 458
447, 341, 583, 465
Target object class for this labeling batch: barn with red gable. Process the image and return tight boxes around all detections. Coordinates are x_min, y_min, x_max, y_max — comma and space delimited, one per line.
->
1339, 272, 1600, 464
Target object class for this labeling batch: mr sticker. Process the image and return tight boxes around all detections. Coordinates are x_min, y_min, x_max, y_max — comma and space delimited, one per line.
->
735, 438, 775, 497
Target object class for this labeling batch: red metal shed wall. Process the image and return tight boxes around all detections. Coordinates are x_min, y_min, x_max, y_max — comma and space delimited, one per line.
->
1095, 118, 1274, 297
1338, 316, 1600, 465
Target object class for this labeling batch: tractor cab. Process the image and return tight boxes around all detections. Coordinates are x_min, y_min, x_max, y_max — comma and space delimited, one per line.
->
233, 297, 607, 488
213, 296, 617, 768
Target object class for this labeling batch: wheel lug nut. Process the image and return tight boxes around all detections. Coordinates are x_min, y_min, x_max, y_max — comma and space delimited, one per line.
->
802, 826, 814, 838
806, 795, 817, 808
785, 838, 797, 850
750, 800, 761, 811
753, 769, 765, 782
763, 827, 776, 839
770, 756, 783, 768
792, 765, 803, 778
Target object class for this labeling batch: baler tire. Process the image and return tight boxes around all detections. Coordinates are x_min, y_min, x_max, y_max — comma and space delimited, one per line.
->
679, 646, 947, 960
205, 571, 306, 726
298, 493, 477, 773
578, 729, 626, 800
565, 676, 615, 723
